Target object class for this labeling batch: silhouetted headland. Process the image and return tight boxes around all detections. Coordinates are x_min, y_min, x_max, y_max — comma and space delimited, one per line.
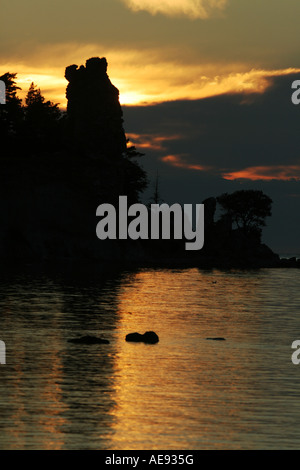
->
0, 59, 297, 269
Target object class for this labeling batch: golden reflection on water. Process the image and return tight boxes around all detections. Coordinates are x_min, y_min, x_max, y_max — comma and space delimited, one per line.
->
1, 268, 300, 449
108, 270, 254, 449
108, 269, 300, 449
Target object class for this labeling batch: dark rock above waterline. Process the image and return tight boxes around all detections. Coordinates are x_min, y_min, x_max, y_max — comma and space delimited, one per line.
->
68, 335, 110, 345
206, 337, 226, 341
125, 331, 159, 344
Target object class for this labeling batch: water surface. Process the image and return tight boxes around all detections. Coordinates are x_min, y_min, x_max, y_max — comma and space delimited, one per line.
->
1, 265, 300, 449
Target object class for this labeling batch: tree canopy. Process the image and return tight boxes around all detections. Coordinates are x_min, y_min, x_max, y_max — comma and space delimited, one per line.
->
217, 189, 273, 235
23, 82, 62, 150
0, 72, 23, 143
0, 72, 22, 105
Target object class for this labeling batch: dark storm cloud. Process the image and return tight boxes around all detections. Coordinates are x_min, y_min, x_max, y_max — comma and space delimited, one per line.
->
124, 72, 300, 174
123, 72, 300, 251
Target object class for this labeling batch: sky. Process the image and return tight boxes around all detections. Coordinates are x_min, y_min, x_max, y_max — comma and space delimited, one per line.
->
1, 0, 300, 252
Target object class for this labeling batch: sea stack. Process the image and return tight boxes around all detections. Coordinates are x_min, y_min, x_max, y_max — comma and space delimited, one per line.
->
65, 57, 127, 157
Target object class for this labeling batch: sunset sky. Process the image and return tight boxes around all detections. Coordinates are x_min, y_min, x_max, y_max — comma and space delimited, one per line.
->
1, 0, 300, 252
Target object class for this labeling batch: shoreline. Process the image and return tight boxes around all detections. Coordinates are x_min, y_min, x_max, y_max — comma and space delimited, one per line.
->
0, 253, 299, 274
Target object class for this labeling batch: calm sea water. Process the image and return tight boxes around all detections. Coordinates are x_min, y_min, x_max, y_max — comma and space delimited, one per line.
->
0, 264, 300, 450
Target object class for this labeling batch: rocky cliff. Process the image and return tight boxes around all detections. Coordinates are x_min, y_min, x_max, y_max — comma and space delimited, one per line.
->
65, 57, 127, 158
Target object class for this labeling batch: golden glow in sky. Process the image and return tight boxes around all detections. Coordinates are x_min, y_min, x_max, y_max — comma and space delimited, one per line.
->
3, 44, 299, 108
1, 0, 300, 107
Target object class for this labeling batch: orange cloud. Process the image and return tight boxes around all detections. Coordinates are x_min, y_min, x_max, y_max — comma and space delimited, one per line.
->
162, 154, 212, 171
223, 165, 300, 181
162, 156, 300, 180
127, 133, 183, 151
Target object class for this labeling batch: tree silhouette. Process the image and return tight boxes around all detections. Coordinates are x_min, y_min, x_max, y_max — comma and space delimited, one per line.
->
25, 83, 60, 121
121, 143, 148, 203
0, 72, 22, 105
148, 170, 164, 206
217, 189, 273, 237
23, 82, 62, 151
0, 72, 23, 153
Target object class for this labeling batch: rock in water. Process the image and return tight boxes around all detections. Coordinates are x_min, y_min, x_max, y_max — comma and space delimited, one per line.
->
125, 332, 143, 342
206, 337, 226, 341
143, 331, 159, 344
68, 335, 110, 345
126, 331, 159, 344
